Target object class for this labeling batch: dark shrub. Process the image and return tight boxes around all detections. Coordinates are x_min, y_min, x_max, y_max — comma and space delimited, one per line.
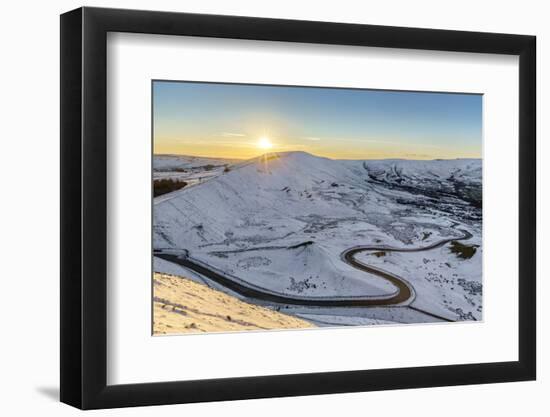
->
449, 241, 478, 259
153, 178, 188, 197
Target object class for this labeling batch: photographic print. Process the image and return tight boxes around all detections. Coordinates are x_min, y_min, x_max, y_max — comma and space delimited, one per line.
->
152, 81, 482, 335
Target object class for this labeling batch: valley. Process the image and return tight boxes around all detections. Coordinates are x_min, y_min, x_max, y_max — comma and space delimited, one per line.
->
153, 151, 482, 331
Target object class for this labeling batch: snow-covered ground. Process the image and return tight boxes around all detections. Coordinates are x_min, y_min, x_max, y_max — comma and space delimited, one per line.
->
154, 154, 240, 171
153, 154, 240, 188
154, 273, 313, 335
153, 151, 482, 327
355, 227, 482, 321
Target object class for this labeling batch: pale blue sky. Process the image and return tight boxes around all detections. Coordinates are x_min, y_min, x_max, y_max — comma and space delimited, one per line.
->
153, 81, 482, 160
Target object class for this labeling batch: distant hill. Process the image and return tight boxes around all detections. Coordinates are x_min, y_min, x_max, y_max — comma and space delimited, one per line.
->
153, 154, 242, 172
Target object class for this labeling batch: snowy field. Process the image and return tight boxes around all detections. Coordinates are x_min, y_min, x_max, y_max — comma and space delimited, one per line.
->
153, 154, 239, 188
153, 151, 482, 327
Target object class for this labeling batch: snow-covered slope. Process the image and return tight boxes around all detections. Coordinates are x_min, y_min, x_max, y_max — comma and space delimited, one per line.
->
154, 154, 239, 171
357, 158, 482, 207
153, 154, 242, 188
154, 151, 482, 316
155, 152, 369, 249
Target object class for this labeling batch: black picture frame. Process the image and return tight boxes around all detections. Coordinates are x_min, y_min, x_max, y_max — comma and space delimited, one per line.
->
60, 6, 536, 410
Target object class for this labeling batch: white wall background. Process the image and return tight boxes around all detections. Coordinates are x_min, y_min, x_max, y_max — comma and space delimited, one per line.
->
0, 0, 545, 415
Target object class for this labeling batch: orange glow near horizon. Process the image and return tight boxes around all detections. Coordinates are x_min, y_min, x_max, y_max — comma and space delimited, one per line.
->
153, 81, 482, 161
153, 134, 482, 161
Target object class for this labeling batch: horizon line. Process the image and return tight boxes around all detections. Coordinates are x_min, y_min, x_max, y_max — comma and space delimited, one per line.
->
153, 150, 482, 162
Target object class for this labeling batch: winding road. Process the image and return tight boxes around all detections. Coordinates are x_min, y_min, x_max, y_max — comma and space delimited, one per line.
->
155, 229, 472, 321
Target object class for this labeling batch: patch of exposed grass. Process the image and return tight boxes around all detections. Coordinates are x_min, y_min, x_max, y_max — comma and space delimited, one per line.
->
372, 251, 386, 258
449, 241, 479, 259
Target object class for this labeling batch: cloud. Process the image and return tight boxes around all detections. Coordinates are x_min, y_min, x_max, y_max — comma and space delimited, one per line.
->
336, 137, 444, 149
304, 137, 321, 141
221, 132, 246, 137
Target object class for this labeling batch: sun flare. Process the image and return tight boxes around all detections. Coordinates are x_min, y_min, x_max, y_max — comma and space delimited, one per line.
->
257, 136, 273, 150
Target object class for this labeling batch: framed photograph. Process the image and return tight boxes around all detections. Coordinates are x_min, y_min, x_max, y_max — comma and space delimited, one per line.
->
60, 7, 536, 409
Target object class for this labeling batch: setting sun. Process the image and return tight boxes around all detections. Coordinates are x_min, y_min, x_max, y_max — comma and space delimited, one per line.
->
257, 136, 273, 150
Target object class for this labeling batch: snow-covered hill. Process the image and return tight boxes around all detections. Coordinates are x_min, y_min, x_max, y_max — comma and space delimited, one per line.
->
153, 154, 242, 187
153, 151, 482, 323
359, 158, 482, 207
154, 154, 240, 171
